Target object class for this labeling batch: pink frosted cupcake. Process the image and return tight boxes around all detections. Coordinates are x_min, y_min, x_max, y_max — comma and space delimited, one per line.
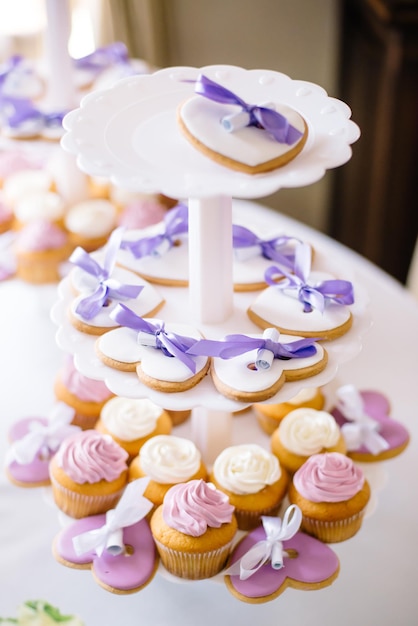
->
150, 479, 237, 579
0, 191, 13, 233
54, 355, 114, 429
14, 220, 71, 283
288, 452, 371, 542
49, 430, 129, 518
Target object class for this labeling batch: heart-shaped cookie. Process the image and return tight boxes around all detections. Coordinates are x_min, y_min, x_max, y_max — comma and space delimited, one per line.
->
330, 387, 410, 462
225, 525, 339, 603
177, 75, 308, 174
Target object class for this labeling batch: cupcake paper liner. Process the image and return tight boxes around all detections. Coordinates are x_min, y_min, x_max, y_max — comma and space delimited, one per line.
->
154, 538, 234, 580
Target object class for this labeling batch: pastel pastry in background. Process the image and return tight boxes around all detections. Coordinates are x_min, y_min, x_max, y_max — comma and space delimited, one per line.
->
254, 387, 325, 435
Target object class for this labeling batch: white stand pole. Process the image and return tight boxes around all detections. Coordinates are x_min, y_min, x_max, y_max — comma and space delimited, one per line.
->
44, 0, 75, 110
188, 195, 233, 325
188, 195, 235, 459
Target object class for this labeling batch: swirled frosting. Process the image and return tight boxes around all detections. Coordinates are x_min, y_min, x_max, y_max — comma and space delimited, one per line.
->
16, 220, 67, 252
162, 479, 234, 536
278, 408, 340, 456
56, 430, 128, 483
139, 435, 201, 483
99, 397, 162, 441
293, 452, 365, 503
61, 356, 113, 403
64, 199, 116, 237
15, 190, 65, 224
287, 387, 319, 405
213, 444, 281, 495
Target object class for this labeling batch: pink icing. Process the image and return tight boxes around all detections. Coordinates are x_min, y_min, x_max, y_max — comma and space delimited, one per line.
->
60, 356, 113, 403
16, 220, 67, 252
163, 479, 235, 537
0, 200, 12, 224
0, 151, 42, 179
292, 452, 365, 503
117, 199, 167, 229
227, 526, 339, 600
55, 430, 128, 483
54, 514, 156, 592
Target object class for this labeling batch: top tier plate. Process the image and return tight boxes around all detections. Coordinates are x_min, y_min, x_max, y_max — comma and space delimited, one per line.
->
61, 65, 360, 199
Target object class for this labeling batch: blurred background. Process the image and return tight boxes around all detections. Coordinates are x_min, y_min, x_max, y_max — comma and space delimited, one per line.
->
0, 0, 416, 285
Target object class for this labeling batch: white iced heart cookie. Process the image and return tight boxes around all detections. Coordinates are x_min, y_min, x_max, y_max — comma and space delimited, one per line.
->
69, 264, 165, 335
247, 271, 353, 341
95, 314, 210, 392
177, 96, 308, 174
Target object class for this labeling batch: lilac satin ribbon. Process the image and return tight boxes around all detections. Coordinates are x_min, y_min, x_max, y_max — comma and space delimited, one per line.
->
0, 55, 23, 87
121, 203, 188, 259
0, 94, 66, 130
110, 303, 198, 373
74, 42, 129, 71
233, 224, 297, 269
187, 332, 318, 362
69, 228, 143, 320
187, 74, 303, 145
265, 242, 354, 313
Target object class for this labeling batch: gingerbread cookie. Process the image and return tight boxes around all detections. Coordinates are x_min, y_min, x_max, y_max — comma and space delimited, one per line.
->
248, 242, 354, 340
187, 327, 327, 403
225, 506, 339, 603
177, 74, 308, 174
53, 478, 158, 594
95, 303, 210, 392
330, 384, 410, 462
68, 228, 164, 335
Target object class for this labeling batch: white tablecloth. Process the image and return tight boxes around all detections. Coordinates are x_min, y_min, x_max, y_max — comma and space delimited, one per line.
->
1, 201, 417, 625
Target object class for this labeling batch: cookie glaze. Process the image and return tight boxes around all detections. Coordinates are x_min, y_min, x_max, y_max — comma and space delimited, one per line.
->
7, 418, 52, 486
225, 525, 339, 602
54, 514, 157, 593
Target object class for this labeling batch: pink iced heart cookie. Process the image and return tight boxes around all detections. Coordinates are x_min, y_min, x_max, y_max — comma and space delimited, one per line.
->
5, 405, 80, 488
53, 478, 158, 594
187, 328, 327, 403
330, 385, 410, 462
177, 74, 308, 174
95, 304, 210, 392
225, 517, 339, 603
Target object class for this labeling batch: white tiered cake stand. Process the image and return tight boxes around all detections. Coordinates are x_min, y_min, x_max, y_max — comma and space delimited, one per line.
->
54, 65, 366, 464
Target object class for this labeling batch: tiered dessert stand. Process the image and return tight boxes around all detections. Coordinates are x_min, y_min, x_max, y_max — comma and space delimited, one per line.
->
54, 64, 367, 464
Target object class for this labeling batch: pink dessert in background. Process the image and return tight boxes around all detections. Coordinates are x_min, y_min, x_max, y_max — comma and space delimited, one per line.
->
118, 198, 167, 229
61, 355, 113, 403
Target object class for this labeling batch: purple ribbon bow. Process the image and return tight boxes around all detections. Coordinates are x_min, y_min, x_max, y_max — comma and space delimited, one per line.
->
265, 242, 354, 313
74, 42, 129, 71
69, 228, 143, 320
187, 332, 318, 363
0, 94, 66, 130
121, 203, 188, 259
233, 224, 297, 269
110, 303, 198, 374
188, 74, 303, 145
0, 55, 23, 88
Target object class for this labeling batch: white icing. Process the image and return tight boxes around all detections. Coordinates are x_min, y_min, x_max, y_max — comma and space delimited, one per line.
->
2, 170, 53, 205
96, 322, 208, 383
118, 222, 295, 288
249, 271, 352, 334
110, 186, 159, 206
138, 434, 201, 483
69, 265, 164, 328
213, 443, 281, 495
14, 191, 65, 224
99, 396, 162, 440
211, 333, 325, 394
278, 407, 340, 456
180, 97, 306, 167
65, 199, 117, 237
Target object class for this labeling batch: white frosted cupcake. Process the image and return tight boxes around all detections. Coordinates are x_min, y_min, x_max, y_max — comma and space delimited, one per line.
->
271, 408, 347, 474
64, 199, 117, 251
14, 190, 66, 229
254, 387, 325, 435
209, 443, 289, 530
95, 397, 172, 462
128, 434, 207, 507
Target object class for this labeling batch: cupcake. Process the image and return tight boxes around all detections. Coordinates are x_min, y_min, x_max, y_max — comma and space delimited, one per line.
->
54, 355, 114, 429
0, 191, 13, 233
2, 168, 54, 207
64, 199, 118, 251
164, 408, 191, 426
128, 434, 207, 507
270, 407, 347, 474
288, 452, 371, 542
150, 479, 237, 579
13, 190, 66, 230
254, 387, 325, 435
117, 197, 168, 229
14, 220, 71, 283
95, 397, 172, 462
209, 444, 289, 530
49, 430, 129, 518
